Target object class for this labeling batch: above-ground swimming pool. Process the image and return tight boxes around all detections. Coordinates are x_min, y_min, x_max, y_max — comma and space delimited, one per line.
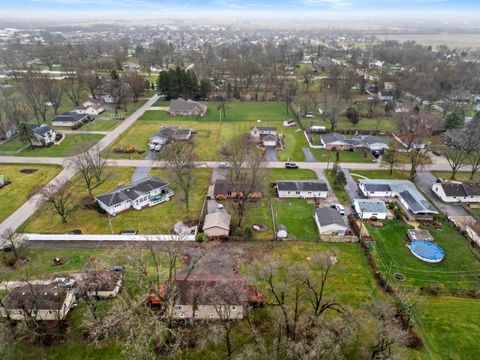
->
409, 240, 445, 263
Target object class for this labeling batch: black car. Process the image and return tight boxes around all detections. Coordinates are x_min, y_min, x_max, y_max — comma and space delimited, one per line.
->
285, 162, 299, 169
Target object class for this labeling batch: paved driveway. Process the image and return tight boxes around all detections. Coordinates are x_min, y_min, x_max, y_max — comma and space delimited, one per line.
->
265, 146, 278, 162
302, 148, 316, 162
414, 172, 470, 217
131, 148, 160, 182
343, 169, 364, 202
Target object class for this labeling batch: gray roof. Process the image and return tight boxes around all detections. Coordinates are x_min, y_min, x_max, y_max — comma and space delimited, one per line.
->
315, 207, 346, 227
321, 132, 348, 145
363, 135, 389, 145
52, 112, 89, 123
440, 182, 480, 197
354, 199, 387, 213
360, 179, 437, 214
31, 124, 53, 136
251, 126, 277, 131
95, 176, 168, 207
277, 180, 328, 192
169, 98, 206, 113
203, 212, 231, 231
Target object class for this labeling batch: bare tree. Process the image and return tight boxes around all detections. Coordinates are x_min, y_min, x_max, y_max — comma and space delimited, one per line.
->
0, 228, 28, 266
320, 90, 346, 132
44, 79, 64, 115
123, 70, 148, 103
36, 181, 78, 223
382, 141, 402, 175
163, 141, 198, 211
220, 135, 265, 227
14, 71, 50, 124
63, 72, 83, 107
437, 144, 468, 180
69, 144, 109, 196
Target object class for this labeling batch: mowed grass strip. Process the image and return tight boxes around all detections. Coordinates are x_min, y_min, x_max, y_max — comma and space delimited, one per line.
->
368, 220, 480, 289
0, 164, 62, 223
20, 167, 211, 234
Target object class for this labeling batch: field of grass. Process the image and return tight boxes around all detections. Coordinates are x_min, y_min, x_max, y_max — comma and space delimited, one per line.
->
416, 296, 480, 360
78, 120, 121, 132
6, 134, 104, 158
350, 169, 411, 181
311, 148, 374, 163
0, 138, 27, 153
0, 164, 62, 223
368, 220, 480, 289
432, 171, 480, 182
20, 167, 211, 234
310, 116, 397, 132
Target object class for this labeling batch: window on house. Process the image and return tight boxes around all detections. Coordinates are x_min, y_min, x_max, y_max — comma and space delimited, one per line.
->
296, 191, 300, 195
175, 305, 183, 310
227, 191, 232, 196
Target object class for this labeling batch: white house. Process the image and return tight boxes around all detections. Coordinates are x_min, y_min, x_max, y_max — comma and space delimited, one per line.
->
0, 282, 76, 321
277, 180, 328, 199
73, 103, 105, 116
359, 179, 438, 220
314, 207, 347, 235
95, 176, 174, 216
353, 199, 388, 220
250, 126, 277, 142
262, 134, 278, 147
31, 124, 56, 146
432, 182, 480, 203
360, 135, 389, 152
82, 99, 102, 108
51, 112, 91, 127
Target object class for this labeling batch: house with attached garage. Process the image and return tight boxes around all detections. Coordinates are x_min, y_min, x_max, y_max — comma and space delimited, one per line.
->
359, 179, 438, 220
353, 199, 388, 220
249, 126, 278, 147
320, 132, 364, 151
168, 98, 207, 117
314, 207, 348, 235
149, 126, 193, 146
355, 135, 389, 152
95, 176, 174, 216
432, 181, 480, 203
147, 273, 265, 320
51, 112, 91, 128
276, 180, 328, 199
31, 124, 56, 146
0, 282, 76, 321
73, 103, 105, 116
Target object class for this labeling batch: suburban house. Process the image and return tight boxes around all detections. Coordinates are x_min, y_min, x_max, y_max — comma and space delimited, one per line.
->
356, 135, 389, 152
0, 121, 17, 140
320, 133, 363, 151
31, 124, 56, 146
51, 112, 91, 128
314, 207, 348, 235
149, 126, 193, 146
444, 130, 469, 149
168, 98, 207, 117
353, 199, 388, 220
378, 90, 394, 102
359, 179, 438, 220
79, 270, 123, 300
73, 103, 105, 116
213, 179, 263, 200
203, 212, 231, 237
249, 126, 278, 147
432, 181, 480, 203
0, 282, 76, 321
95, 176, 174, 216
82, 99, 103, 108
147, 273, 265, 320
276, 180, 328, 199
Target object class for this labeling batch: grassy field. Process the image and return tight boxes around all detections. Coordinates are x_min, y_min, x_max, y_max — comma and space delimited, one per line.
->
0, 164, 62, 223
416, 296, 480, 360
1, 134, 104, 158
368, 220, 480, 290
0, 138, 27, 153
77, 120, 121, 132
432, 171, 480, 181
20, 167, 211, 234
227, 169, 318, 241
108, 102, 307, 161
310, 116, 397, 132
350, 169, 411, 181
311, 148, 374, 163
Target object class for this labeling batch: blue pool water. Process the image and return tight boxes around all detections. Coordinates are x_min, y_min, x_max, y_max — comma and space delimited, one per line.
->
410, 240, 445, 263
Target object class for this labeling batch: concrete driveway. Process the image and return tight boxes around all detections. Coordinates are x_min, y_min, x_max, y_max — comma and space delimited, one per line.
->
131, 148, 160, 182
343, 169, 364, 202
414, 171, 470, 217
265, 146, 278, 162
302, 148, 316, 162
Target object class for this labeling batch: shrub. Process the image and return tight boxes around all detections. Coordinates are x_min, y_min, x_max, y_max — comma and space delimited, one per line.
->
421, 283, 445, 296
196, 233, 207, 243
243, 227, 254, 240
393, 206, 404, 219
388, 201, 396, 210
334, 169, 347, 188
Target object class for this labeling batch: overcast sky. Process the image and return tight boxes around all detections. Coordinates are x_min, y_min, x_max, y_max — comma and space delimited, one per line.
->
2, 0, 480, 20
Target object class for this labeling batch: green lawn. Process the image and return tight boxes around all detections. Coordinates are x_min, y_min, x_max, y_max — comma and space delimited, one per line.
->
311, 116, 397, 132
228, 169, 318, 241
78, 120, 121, 132
416, 296, 480, 360
0, 138, 27, 153
0, 164, 62, 223
20, 167, 211, 234
368, 220, 480, 290
326, 170, 350, 204
11, 134, 104, 158
350, 169, 411, 181
432, 171, 480, 182
311, 148, 374, 163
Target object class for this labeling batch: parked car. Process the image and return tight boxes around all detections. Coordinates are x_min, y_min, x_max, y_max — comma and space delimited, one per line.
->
154, 144, 161, 152
111, 265, 125, 272
54, 277, 76, 287
285, 162, 299, 169
217, 204, 225, 209
333, 204, 345, 215
218, 162, 229, 168
305, 112, 314, 118
149, 143, 156, 151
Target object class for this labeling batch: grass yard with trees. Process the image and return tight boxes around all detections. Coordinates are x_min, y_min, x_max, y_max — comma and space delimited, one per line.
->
0, 164, 62, 223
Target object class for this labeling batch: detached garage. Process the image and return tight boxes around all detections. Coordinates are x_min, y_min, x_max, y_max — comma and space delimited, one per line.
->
353, 199, 387, 220
314, 207, 347, 235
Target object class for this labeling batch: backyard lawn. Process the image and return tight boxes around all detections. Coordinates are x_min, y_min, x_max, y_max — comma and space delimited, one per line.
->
0, 164, 62, 223
368, 220, 480, 289
415, 296, 480, 360
20, 167, 211, 234
8, 134, 104, 158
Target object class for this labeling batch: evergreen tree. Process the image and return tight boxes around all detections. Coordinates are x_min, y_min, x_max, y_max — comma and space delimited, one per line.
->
334, 169, 347, 188
444, 107, 465, 130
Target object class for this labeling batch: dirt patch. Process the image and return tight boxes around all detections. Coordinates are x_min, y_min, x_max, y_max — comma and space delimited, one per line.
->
20, 168, 38, 174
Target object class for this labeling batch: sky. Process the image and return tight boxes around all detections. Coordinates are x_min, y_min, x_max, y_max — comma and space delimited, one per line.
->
1, 0, 480, 21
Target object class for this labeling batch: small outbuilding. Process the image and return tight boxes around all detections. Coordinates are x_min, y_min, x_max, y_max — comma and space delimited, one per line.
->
203, 212, 231, 237
353, 199, 388, 220
314, 207, 347, 235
